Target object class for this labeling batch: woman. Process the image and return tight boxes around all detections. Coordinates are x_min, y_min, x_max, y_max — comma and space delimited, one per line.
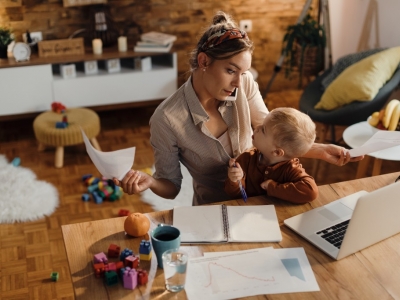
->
114, 11, 362, 205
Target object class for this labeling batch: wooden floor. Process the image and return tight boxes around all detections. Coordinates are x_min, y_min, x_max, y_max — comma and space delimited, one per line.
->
0, 90, 399, 300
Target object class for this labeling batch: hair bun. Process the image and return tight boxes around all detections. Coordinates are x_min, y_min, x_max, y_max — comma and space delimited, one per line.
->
212, 11, 229, 25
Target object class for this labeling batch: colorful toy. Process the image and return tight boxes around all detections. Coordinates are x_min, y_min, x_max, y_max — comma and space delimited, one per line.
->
139, 240, 152, 261
51, 102, 66, 113
50, 272, 59, 282
122, 268, 137, 290
120, 248, 133, 261
11, 157, 20, 166
118, 209, 130, 217
81, 193, 90, 201
104, 271, 118, 286
93, 262, 105, 278
108, 244, 121, 258
104, 262, 117, 272
125, 255, 139, 269
81, 174, 123, 204
93, 252, 108, 264
137, 269, 148, 285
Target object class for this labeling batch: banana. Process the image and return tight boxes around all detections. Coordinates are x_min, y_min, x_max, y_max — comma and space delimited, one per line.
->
388, 103, 400, 131
383, 99, 400, 128
368, 111, 380, 127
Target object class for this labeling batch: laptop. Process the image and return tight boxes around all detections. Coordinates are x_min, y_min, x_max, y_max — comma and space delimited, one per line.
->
284, 182, 400, 260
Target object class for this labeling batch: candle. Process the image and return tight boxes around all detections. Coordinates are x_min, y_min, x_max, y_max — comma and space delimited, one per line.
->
92, 39, 102, 55
118, 36, 127, 52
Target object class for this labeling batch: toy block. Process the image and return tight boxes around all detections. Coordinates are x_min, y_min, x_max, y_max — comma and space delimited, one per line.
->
55, 121, 68, 128
139, 252, 152, 261
104, 271, 118, 286
81, 193, 90, 201
115, 261, 124, 272
137, 269, 148, 285
87, 184, 99, 193
50, 272, 59, 282
125, 255, 139, 269
105, 262, 117, 272
107, 179, 116, 189
123, 268, 137, 290
139, 240, 152, 255
120, 248, 133, 261
93, 262, 105, 278
93, 252, 108, 264
108, 244, 120, 258
118, 209, 130, 217
82, 174, 92, 181
11, 157, 20, 166
119, 266, 130, 278
97, 190, 106, 199
92, 191, 103, 204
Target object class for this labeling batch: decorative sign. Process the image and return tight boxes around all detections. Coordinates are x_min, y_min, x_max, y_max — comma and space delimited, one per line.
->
38, 38, 85, 58
63, 0, 107, 7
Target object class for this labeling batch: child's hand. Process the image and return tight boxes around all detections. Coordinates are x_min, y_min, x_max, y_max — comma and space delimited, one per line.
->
228, 158, 244, 182
260, 179, 272, 190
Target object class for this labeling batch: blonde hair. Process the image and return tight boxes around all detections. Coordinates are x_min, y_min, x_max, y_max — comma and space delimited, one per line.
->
268, 107, 316, 157
189, 11, 254, 71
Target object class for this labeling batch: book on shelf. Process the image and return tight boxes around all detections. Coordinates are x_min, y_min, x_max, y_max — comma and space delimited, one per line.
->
173, 205, 282, 243
134, 42, 173, 53
141, 31, 177, 46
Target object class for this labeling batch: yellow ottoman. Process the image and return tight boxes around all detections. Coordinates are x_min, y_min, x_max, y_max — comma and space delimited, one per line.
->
33, 108, 101, 168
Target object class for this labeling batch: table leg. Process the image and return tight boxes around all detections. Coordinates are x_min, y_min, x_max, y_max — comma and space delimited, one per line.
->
55, 146, 64, 168
356, 155, 371, 179
372, 158, 383, 176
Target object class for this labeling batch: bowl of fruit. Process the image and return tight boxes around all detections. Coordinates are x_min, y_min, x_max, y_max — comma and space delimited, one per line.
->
368, 99, 400, 131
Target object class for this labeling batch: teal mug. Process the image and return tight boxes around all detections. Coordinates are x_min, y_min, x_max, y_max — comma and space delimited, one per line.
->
150, 224, 181, 268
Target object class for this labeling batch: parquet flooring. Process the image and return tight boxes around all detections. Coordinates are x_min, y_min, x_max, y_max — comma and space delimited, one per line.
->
0, 90, 399, 299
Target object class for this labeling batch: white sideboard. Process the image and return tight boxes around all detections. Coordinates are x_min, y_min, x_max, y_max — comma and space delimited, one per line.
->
0, 51, 177, 117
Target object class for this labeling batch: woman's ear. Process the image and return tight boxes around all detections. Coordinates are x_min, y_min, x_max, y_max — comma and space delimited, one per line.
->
197, 52, 208, 69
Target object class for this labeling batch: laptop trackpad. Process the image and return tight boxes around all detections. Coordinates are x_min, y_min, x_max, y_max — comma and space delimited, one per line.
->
318, 202, 353, 221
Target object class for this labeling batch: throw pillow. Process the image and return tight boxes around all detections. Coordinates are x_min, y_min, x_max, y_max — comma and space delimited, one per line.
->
314, 46, 400, 111
321, 48, 386, 90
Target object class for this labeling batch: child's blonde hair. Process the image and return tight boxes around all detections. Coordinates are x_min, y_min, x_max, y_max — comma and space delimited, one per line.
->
268, 107, 316, 158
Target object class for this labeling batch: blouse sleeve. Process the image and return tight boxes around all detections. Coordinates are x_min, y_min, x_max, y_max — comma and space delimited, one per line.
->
149, 110, 183, 190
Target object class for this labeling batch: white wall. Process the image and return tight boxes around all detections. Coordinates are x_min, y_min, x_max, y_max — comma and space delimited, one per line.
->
329, 0, 400, 63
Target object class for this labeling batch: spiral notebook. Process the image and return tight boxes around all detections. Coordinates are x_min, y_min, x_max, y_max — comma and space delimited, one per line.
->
173, 205, 282, 243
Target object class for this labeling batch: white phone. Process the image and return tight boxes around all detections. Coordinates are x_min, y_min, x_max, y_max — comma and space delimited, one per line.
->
226, 88, 237, 101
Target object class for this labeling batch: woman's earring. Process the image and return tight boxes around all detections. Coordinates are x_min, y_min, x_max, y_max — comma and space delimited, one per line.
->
203, 68, 206, 71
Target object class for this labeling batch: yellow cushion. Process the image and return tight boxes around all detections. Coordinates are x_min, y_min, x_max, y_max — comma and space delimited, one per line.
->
315, 46, 400, 110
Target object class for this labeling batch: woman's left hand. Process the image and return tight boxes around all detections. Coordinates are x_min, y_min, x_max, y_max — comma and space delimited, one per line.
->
305, 143, 364, 166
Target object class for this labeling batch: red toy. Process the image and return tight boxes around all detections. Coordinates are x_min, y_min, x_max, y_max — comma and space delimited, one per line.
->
51, 102, 66, 113
137, 269, 148, 285
108, 244, 121, 258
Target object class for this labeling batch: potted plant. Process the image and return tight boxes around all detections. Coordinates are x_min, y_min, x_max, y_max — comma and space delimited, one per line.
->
281, 12, 326, 87
0, 26, 14, 59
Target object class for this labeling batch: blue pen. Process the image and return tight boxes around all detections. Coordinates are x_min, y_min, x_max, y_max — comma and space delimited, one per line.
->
233, 162, 247, 202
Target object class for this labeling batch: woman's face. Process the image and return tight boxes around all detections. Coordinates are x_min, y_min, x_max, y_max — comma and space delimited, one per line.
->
203, 50, 252, 101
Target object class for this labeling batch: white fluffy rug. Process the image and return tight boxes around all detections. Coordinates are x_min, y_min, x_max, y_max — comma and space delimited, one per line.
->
0, 155, 59, 223
140, 163, 193, 211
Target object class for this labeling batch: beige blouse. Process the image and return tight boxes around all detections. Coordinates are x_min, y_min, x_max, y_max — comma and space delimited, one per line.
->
149, 71, 269, 205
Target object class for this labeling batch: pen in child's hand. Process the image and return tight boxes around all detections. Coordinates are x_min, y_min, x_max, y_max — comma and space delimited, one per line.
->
233, 162, 247, 203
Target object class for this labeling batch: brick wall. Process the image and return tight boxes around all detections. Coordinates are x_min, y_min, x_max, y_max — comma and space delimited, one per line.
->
0, 0, 319, 94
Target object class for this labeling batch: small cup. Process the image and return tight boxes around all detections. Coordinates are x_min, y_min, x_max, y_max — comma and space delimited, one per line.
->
162, 248, 188, 292
150, 224, 180, 268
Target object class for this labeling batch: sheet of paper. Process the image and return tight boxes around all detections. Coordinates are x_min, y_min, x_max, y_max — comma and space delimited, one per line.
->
203, 247, 320, 295
81, 129, 135, 180
185, 248, 294, 300
349, 130, 400, 157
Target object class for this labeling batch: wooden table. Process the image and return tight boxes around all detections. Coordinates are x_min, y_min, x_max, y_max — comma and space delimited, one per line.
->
61, 172, 400, 299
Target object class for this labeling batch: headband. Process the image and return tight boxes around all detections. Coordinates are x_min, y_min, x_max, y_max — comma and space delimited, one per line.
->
201, 28, 248, 52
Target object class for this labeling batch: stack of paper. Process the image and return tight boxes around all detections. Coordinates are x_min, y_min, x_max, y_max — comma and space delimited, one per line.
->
185, 247, 319, 299
134, 31, 176, 53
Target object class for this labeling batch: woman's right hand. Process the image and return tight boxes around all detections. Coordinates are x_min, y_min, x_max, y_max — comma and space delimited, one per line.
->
113, 170, 153, 195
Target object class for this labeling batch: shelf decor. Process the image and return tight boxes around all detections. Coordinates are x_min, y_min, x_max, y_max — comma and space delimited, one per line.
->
38, 38, 85, 58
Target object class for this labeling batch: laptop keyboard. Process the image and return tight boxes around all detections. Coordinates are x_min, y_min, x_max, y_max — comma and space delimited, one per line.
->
316, 219, 350, 249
